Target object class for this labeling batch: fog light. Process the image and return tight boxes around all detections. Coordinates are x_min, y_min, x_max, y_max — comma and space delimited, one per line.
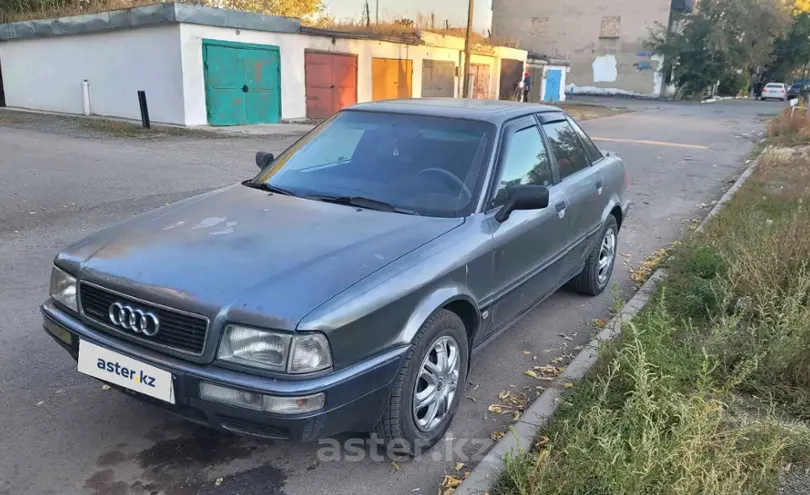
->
199, 382, 325, 415
44, 318, 73, 346
263, 393, 325, 414
199, 382, 263, 411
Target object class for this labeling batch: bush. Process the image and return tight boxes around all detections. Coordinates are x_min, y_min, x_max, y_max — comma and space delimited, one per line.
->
718, 71, 749, 97
768, 106, 810, 145
665, 244, 730, 322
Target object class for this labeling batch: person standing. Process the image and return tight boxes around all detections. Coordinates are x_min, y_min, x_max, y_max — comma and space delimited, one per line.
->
522, 71, 532, 102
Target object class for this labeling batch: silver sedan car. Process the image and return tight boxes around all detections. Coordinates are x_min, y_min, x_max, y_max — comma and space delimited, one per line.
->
42, 99, 630, 454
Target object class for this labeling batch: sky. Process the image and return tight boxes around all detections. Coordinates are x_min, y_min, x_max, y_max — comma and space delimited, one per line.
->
322, 0, 493, 32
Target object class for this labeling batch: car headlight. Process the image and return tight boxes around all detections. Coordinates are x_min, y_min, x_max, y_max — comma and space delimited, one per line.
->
218, 325, 332, 374
50, 266, 78, 312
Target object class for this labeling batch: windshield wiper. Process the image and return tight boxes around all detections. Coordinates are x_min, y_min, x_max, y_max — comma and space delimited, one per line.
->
242, 180, 296, 196
308, 195, 419, 215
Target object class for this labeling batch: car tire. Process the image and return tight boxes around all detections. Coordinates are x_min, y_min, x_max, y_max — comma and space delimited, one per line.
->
374, 309, 469, 455
570, 215, 618, 296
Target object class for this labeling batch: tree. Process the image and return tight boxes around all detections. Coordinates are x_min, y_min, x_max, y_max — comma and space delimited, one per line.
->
764, 13, 810, 82
209, 0, 325, 21
0, 0, 326, 23
647, 0, 791, 97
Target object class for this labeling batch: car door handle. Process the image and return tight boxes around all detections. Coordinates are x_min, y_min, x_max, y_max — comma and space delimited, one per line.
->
555, 201, 567, 218
595, 180, 603, 195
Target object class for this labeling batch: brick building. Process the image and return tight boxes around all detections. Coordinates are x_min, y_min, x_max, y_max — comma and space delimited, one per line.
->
491, 0, 695, 97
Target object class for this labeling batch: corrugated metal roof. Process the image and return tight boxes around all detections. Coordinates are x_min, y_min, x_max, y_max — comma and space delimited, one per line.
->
300, 26, 423, 46
0, 2, 300, 41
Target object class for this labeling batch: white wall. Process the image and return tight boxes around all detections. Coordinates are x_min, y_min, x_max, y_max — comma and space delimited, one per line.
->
0, 25, 186, 124
0, 20, 527, 127
179, 24, 464, 125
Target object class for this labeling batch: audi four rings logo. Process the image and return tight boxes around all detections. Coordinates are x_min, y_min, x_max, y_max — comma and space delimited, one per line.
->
108, 302, 160, 336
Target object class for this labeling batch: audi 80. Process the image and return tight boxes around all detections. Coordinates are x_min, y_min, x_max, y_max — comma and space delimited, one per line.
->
42, 99, 630, 452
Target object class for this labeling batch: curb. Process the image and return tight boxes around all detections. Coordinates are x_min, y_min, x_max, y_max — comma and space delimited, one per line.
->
455, 154, 763, 495
696, 158, 759, 233
701, 96, 751, 104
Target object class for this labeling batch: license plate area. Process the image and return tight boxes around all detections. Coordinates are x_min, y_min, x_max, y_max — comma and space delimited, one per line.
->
78, 340, 175, 404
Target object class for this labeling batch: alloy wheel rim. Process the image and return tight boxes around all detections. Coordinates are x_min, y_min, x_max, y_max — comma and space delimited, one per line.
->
413, 335, 461, 433
597, 228, 616, 285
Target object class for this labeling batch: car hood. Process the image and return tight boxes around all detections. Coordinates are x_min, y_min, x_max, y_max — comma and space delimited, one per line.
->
67, 184, 463, 329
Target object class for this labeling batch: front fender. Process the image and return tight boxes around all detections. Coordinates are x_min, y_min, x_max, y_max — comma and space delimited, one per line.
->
396, 287, 481, 346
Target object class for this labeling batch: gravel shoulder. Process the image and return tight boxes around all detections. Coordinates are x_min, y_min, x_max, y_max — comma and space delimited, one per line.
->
0, 108, 307, 141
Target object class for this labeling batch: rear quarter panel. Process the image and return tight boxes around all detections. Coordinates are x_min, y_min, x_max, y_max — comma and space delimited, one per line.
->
598, 153, 628, 226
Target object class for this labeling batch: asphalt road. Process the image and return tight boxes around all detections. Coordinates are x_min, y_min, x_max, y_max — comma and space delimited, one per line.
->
0, 99, 783, 495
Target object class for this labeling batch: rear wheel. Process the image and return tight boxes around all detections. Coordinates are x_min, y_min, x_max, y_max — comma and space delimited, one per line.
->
374, 309, 468, 454
570, 215, 618, 296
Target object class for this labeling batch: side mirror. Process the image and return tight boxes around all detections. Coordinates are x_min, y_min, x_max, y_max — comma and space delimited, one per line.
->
256, 151, 274, 169
494, 185, 550, 223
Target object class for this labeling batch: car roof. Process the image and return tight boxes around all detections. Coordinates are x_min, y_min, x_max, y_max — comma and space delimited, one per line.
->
345, 98, 564, 125
766, 82, 786, 86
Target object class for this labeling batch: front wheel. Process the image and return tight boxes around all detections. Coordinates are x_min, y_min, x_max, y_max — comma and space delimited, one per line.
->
375, 309, 468, 454
569, 215, 618, 296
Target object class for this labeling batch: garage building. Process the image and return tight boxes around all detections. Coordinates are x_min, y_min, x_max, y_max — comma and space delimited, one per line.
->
0, 3, 526, 126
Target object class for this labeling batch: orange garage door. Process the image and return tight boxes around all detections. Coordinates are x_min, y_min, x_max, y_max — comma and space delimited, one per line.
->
372, 58, 413, 101
305, 52, 358, 119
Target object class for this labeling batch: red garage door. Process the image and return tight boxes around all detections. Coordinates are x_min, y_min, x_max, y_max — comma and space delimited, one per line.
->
305, 52, 358, 119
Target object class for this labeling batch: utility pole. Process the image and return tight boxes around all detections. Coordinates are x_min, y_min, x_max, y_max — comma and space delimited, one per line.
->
462, 0, 475, 98
376, 0, 379, 24
363, 1, 370, 26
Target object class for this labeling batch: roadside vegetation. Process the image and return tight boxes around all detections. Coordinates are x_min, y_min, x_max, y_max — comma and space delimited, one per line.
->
647, 0, 810, 100
768, 102, 810, 145
493, 110, 810, 494
0, 0, 325, 24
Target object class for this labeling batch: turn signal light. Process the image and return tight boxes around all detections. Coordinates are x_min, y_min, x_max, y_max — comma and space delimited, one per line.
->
199, 382, 325, 415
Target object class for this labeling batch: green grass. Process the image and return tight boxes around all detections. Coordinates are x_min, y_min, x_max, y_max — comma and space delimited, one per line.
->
494, 143, 810, 495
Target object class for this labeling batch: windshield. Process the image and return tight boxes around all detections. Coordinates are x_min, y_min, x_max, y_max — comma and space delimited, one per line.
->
251, 111, 495, 218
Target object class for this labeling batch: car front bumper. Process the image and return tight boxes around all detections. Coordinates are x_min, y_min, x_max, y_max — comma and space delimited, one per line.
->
41, 299, 406, 442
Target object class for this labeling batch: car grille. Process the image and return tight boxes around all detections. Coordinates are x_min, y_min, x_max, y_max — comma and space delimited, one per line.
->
79, 283, 209, 355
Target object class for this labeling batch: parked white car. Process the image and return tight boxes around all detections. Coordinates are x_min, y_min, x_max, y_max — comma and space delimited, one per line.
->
761, 83, 787, 101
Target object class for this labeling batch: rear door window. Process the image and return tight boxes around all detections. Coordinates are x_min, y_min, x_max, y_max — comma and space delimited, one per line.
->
566, 117, 602, 163
542, 120, 591, 180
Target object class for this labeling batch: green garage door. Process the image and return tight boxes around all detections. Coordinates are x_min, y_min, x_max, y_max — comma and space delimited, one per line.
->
203, 40, 281, 126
